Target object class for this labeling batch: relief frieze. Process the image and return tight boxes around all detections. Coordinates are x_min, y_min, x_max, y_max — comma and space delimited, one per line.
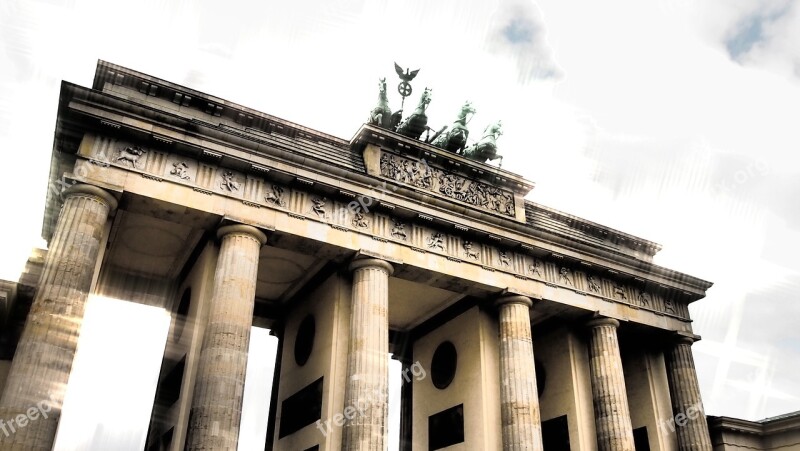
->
558, 267, 574, 286
528, 259, 543, 277
310, 197, 327, 219
390, 219, 408, 241
664, 297, 676, 314
219, 170, 242, 192
587, 275, 602, 293
265, 185, 287, 207
463, 240, 480, 260
636, 290, 651, 308
498, 250, 511, 267
352, 210, 369, 229
379, 152, 515, 217
115, 145, 148, 169
427, 232, 445, 251
613, 283, 628, 301
169, 161, 191, 180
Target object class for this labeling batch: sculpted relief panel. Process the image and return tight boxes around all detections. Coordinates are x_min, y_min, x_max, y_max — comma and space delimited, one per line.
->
379, 152, 515, 218
83, 136, 688, 320
115, 145, 148, 169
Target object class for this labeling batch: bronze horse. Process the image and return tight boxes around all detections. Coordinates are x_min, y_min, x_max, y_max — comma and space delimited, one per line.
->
463, 120, 503, 165
368, 78, 394, 129
431, 101, 476, 153
395, 87, 432, 139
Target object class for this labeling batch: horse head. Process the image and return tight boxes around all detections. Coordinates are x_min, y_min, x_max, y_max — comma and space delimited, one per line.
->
484, 120, 503, 139
420, 88, 432, 107
456, 101, 476, 124
408, 88, 431, 116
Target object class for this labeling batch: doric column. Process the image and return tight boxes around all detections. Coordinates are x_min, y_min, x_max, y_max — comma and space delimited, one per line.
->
665, 336, 712, 451
586, 317, 635, 451
185, 224, 266, 451
341, 258, 393, 451
0, 184, 117, 450
495, 294, 544, 451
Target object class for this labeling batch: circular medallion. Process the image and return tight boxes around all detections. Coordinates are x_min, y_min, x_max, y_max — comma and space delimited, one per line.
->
294, 314, 315, 366
431, 341, 457, 389
397, 81, 412, 97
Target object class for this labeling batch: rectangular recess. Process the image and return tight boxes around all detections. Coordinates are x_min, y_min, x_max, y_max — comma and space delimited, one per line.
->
278, 376, 324, 438
428, 404, 464, 450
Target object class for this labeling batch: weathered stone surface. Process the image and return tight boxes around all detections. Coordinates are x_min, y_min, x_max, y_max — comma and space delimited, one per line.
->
0, 184, 117, 451
341, 258, 393, 451
586, 317, 635, 451
665, 336, 712, 451
495, 294, 544, 451
185, 224, 266, 450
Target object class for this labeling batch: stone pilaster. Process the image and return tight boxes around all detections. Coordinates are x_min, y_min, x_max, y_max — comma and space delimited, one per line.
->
398, 358, 413, 451
341, 258, 393, 451
0, 184, 117, 451
264, 327, 283, 451
587, 317, 635, 451
495, 294, 544, 451
665, 336, 712, 451
185, 224, 266, 451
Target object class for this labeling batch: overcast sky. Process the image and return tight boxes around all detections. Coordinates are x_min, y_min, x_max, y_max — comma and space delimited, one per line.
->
1, 0, 799, 436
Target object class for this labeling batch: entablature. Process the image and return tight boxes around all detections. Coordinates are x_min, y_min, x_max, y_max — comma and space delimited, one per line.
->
62, 125, 710, 322
45, 63, 714, 333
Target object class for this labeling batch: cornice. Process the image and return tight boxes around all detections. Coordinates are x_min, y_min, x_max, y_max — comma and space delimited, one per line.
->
91, 60, 347, 148
49, 68, 714, 299
708, 411, 800, 437
526, 202, 663, 257
707, 416, 766, 435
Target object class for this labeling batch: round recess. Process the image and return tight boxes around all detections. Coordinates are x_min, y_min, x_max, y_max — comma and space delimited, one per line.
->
294, 314, 315, 366
431, 341, 458, 389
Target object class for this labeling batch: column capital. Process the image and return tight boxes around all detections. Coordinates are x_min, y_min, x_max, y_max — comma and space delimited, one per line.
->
586, 316, 620, 329
348, 257, 394, 276
217, 224, 268, 245
494, 294, 533, 309
672, 332, 700, 346
64, 183, 118, 212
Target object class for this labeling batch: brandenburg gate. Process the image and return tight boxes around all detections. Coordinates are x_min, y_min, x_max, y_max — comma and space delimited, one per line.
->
0, 61, 714, 451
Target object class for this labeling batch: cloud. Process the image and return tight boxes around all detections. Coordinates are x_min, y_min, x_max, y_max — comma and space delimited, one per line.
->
723, 2, 790, 60
699, 0, 800, 80
486, 0, 564, 82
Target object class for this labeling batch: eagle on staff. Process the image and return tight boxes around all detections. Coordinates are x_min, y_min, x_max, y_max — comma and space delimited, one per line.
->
395, 63, 419, 84
395, 62, 419, 109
